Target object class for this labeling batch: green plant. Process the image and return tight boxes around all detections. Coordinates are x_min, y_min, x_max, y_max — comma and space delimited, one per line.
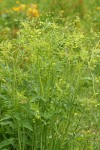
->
0, 18, 100, 150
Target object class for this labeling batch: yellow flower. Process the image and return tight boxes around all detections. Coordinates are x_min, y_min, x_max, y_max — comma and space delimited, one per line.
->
12, 6, 20, 12
28, 3, 38, 9
12, 4, 26, 12
19, 4, 26, 11
96, 7, 100, 10
27, 8, 39, 17
31, 4, 38, 9
16, 1, 20, 4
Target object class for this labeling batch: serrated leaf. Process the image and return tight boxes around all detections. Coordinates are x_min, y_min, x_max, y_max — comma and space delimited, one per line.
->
23, 120, 33, 131
13, 112, 22, 121
0, 115, 11, 122
0, 121, 12, 125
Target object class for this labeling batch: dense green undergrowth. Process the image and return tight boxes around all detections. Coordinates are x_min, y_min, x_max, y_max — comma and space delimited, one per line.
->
0, 18, 100, 149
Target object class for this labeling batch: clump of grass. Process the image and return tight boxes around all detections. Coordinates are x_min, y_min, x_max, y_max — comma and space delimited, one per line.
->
0, 18, 100, 150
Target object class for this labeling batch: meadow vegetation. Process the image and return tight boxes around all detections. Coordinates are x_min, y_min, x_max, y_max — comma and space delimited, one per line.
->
0, 0, 100, 150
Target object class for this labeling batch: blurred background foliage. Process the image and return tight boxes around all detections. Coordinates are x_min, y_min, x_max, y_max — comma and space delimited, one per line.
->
0, 0, 99, 41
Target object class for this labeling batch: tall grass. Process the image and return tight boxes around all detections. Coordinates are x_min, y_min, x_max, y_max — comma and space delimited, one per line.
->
0, 18, 100, 150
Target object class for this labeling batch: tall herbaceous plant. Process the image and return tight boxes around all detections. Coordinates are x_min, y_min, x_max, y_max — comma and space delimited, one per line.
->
0, 18, 100, 150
